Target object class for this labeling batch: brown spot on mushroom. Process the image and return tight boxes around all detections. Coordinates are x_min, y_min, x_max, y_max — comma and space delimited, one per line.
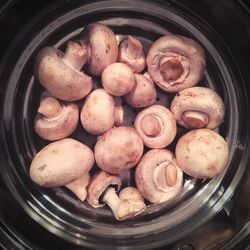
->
38, 164, 47, 171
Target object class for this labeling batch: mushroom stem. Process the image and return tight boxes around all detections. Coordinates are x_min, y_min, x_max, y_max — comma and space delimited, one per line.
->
160, 58, 184, 81
141, 114, 161, 136
66, 173, 90, 201
38, 96, 62, 118
153, 162, 177, 191
102, 187, 122, 216
183, 110, 209, 128
125, 35, 143, 59
114, 106, 124, 127
62, 40, 89, 71
102, 187, 146, 221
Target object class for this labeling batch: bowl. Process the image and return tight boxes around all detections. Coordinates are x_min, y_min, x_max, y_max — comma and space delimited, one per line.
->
0, 0, 249, 249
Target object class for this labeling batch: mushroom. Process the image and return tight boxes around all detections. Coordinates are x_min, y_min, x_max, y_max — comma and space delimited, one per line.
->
170, 87, 225, 129
101, 62, 135, 96
118, 35, 146, 73
135, 149, 183, 204
80, 89, 115, 135
94, 127, 144, 175
146, 35, 205, 93
134, 105, 177, 149
175, 129, 229, 179
124, 73, 157, 108
34, 92, 79, 141
117, 186, 146, 220
80, 23, 118, 76
34, 40, 92, 101
29, 138, 94, 201
87, 171, 145, 221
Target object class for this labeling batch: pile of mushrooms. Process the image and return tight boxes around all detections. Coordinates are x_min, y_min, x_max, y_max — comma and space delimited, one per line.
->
30, 22, 229, 221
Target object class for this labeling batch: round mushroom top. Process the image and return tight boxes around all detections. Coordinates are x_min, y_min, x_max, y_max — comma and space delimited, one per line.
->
146, 35, 205, 93
34, 47, 92, 101
94, 127, 144, 175
134, 105, 177, 149
175, 129, 229, 179
124, 73, 157, 108
170, 86, 225, 129
87, 171, 122, 208
101, 62, 135, 96
135, 149, 183, 204
29, 138, 94, 187
80, 89, 115, 135
81, 23, 118, 76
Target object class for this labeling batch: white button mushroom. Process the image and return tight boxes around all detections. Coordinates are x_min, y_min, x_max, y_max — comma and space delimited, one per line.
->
135, 149, 183, 204
170, 87, 225, 129
94, 127, 144, 175
134, 105, 177, 149
34, 92, 79, 141
34, 41, 92, 101
118, 35, 146, 73
80, 23, 118, 76
80, 89, 115, 135
124, 73, 157, 108
175, 129, 229, 179
146, 35, 205, 93
87, 171, 145, 221
29, 138, 94, 201
101, 63, 135, 96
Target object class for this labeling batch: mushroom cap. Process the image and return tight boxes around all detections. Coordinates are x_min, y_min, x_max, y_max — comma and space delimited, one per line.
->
175, 129, 229, 179
135, 149, 183, 204
146, 35, 205, 93
81, 23, 118, 76
30, 138, 94, 187
101, 63, 135, 96
118, 35, 146, 73
34, 47, 92, 101
87, 171, 122, 208
119, 186, 144, 202
34, 98, 79, 141
134, 105, 177, 148
80, 89, 115, 135
170, 86, 225, 129
124, 73, 157, 108
94, 127, 144, 174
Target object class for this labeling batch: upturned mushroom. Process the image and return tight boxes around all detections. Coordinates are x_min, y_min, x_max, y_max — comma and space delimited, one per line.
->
175, 129, 229, 179
80, 89, 115, 135
134, 105, 177, 149
34, 40, 92, 101
146, 35, 205, 93
101, 63, 135, 96
80, 23, 118, 76
118, 35, 146, 73
135, 149, 183, 204
87, 171, 146, 221
34, 92, 79, 141
170, 86, 225, 129
124, 73, 157, 108
94, 127, 144, 174
29, 138, 94, 201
